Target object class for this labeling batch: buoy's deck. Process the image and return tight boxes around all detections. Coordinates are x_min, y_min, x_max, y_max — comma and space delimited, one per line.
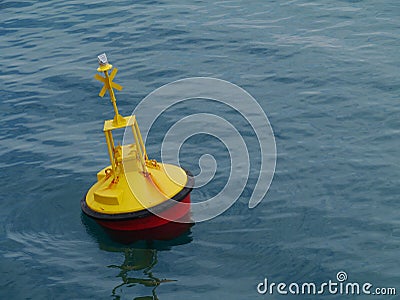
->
85, 162, 188, 214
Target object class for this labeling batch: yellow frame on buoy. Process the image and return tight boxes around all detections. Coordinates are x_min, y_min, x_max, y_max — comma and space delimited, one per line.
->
94, 53, 149, 181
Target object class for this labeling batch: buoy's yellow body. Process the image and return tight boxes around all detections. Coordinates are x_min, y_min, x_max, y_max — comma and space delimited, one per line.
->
86, 154, 188, 215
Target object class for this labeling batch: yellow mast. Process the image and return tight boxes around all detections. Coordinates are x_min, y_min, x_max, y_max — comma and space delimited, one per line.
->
94, 53, 126, 126
94, 53, 149, 180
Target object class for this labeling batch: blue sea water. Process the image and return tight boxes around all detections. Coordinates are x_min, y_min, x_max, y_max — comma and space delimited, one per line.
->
1, 0, 399, 299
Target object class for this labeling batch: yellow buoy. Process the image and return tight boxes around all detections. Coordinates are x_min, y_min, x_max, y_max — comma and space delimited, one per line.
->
81, 53, 194, 233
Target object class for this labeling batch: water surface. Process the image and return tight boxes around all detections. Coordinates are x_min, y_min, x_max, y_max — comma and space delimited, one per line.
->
1, 0, 399, 299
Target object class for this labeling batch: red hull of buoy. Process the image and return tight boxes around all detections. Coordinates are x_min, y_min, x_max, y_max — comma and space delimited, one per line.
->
104, 211, 193, 243
96, 193, 191, 231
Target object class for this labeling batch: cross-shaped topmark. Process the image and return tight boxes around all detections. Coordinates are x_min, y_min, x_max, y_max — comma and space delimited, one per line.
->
94, 67, 123, 98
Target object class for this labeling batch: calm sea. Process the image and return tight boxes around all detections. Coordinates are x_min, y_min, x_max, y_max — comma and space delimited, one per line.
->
1, 0, 399, 299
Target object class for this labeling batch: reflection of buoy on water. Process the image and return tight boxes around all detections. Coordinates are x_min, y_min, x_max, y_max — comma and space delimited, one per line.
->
81, 53, 194, 237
